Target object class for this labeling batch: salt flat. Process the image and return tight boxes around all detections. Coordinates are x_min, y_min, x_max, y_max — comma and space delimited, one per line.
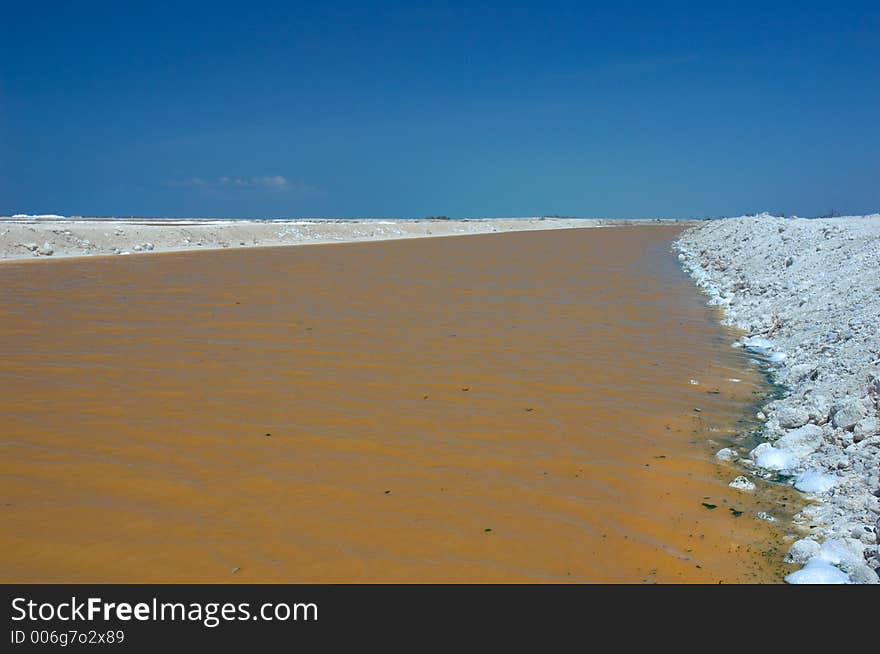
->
0, 215, 692, 262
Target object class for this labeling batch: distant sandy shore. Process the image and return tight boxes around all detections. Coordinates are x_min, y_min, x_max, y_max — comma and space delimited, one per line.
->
0, 215, 695, 262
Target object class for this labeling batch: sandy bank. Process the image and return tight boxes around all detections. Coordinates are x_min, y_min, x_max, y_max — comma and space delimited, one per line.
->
676, 213, 880, 583
0, 215, 692, 262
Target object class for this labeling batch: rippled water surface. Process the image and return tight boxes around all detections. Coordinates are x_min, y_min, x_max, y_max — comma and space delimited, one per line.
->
0, 226, 795, 582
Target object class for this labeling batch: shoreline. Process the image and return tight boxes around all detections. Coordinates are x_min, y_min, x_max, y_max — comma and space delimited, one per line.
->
675, 213, 880, 583
0, 216, 695, 263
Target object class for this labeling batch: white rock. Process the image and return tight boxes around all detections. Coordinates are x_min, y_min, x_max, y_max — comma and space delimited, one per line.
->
785, 538, 821, 564
775, 424, 824, 459
848, 565, 880, 584
749, 442, 772, 460
790, 363, 815, 381
776, 406, 810, 429
853, 416, 878, 442
806, 395, 831, 424
715, 447, 738, 462
729, 475, 756, 491
833, 400, 867, 431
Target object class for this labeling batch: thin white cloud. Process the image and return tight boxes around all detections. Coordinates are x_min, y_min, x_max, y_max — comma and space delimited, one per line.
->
166, 177, 206, 188
168, 175, 322, 195
274, 179, 325, 196
252, 175, 289, 190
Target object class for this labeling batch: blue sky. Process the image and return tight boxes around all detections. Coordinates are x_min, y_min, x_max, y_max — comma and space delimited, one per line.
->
2, 1, 878, 218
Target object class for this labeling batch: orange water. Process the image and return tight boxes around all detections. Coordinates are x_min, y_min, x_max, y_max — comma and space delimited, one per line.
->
0, 226, 795, 582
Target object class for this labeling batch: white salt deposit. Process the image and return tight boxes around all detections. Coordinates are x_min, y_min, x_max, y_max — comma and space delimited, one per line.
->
1, 216, 668, 262
814, 539, 860, 568
786, 539, 864, 583
742, 336, 774, 355
785, 559, 850, 584
794, 471, 838, 494
751, 443, 796, 471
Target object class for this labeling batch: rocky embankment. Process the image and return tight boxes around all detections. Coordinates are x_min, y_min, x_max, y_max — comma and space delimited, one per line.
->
676, 213, 880, 584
